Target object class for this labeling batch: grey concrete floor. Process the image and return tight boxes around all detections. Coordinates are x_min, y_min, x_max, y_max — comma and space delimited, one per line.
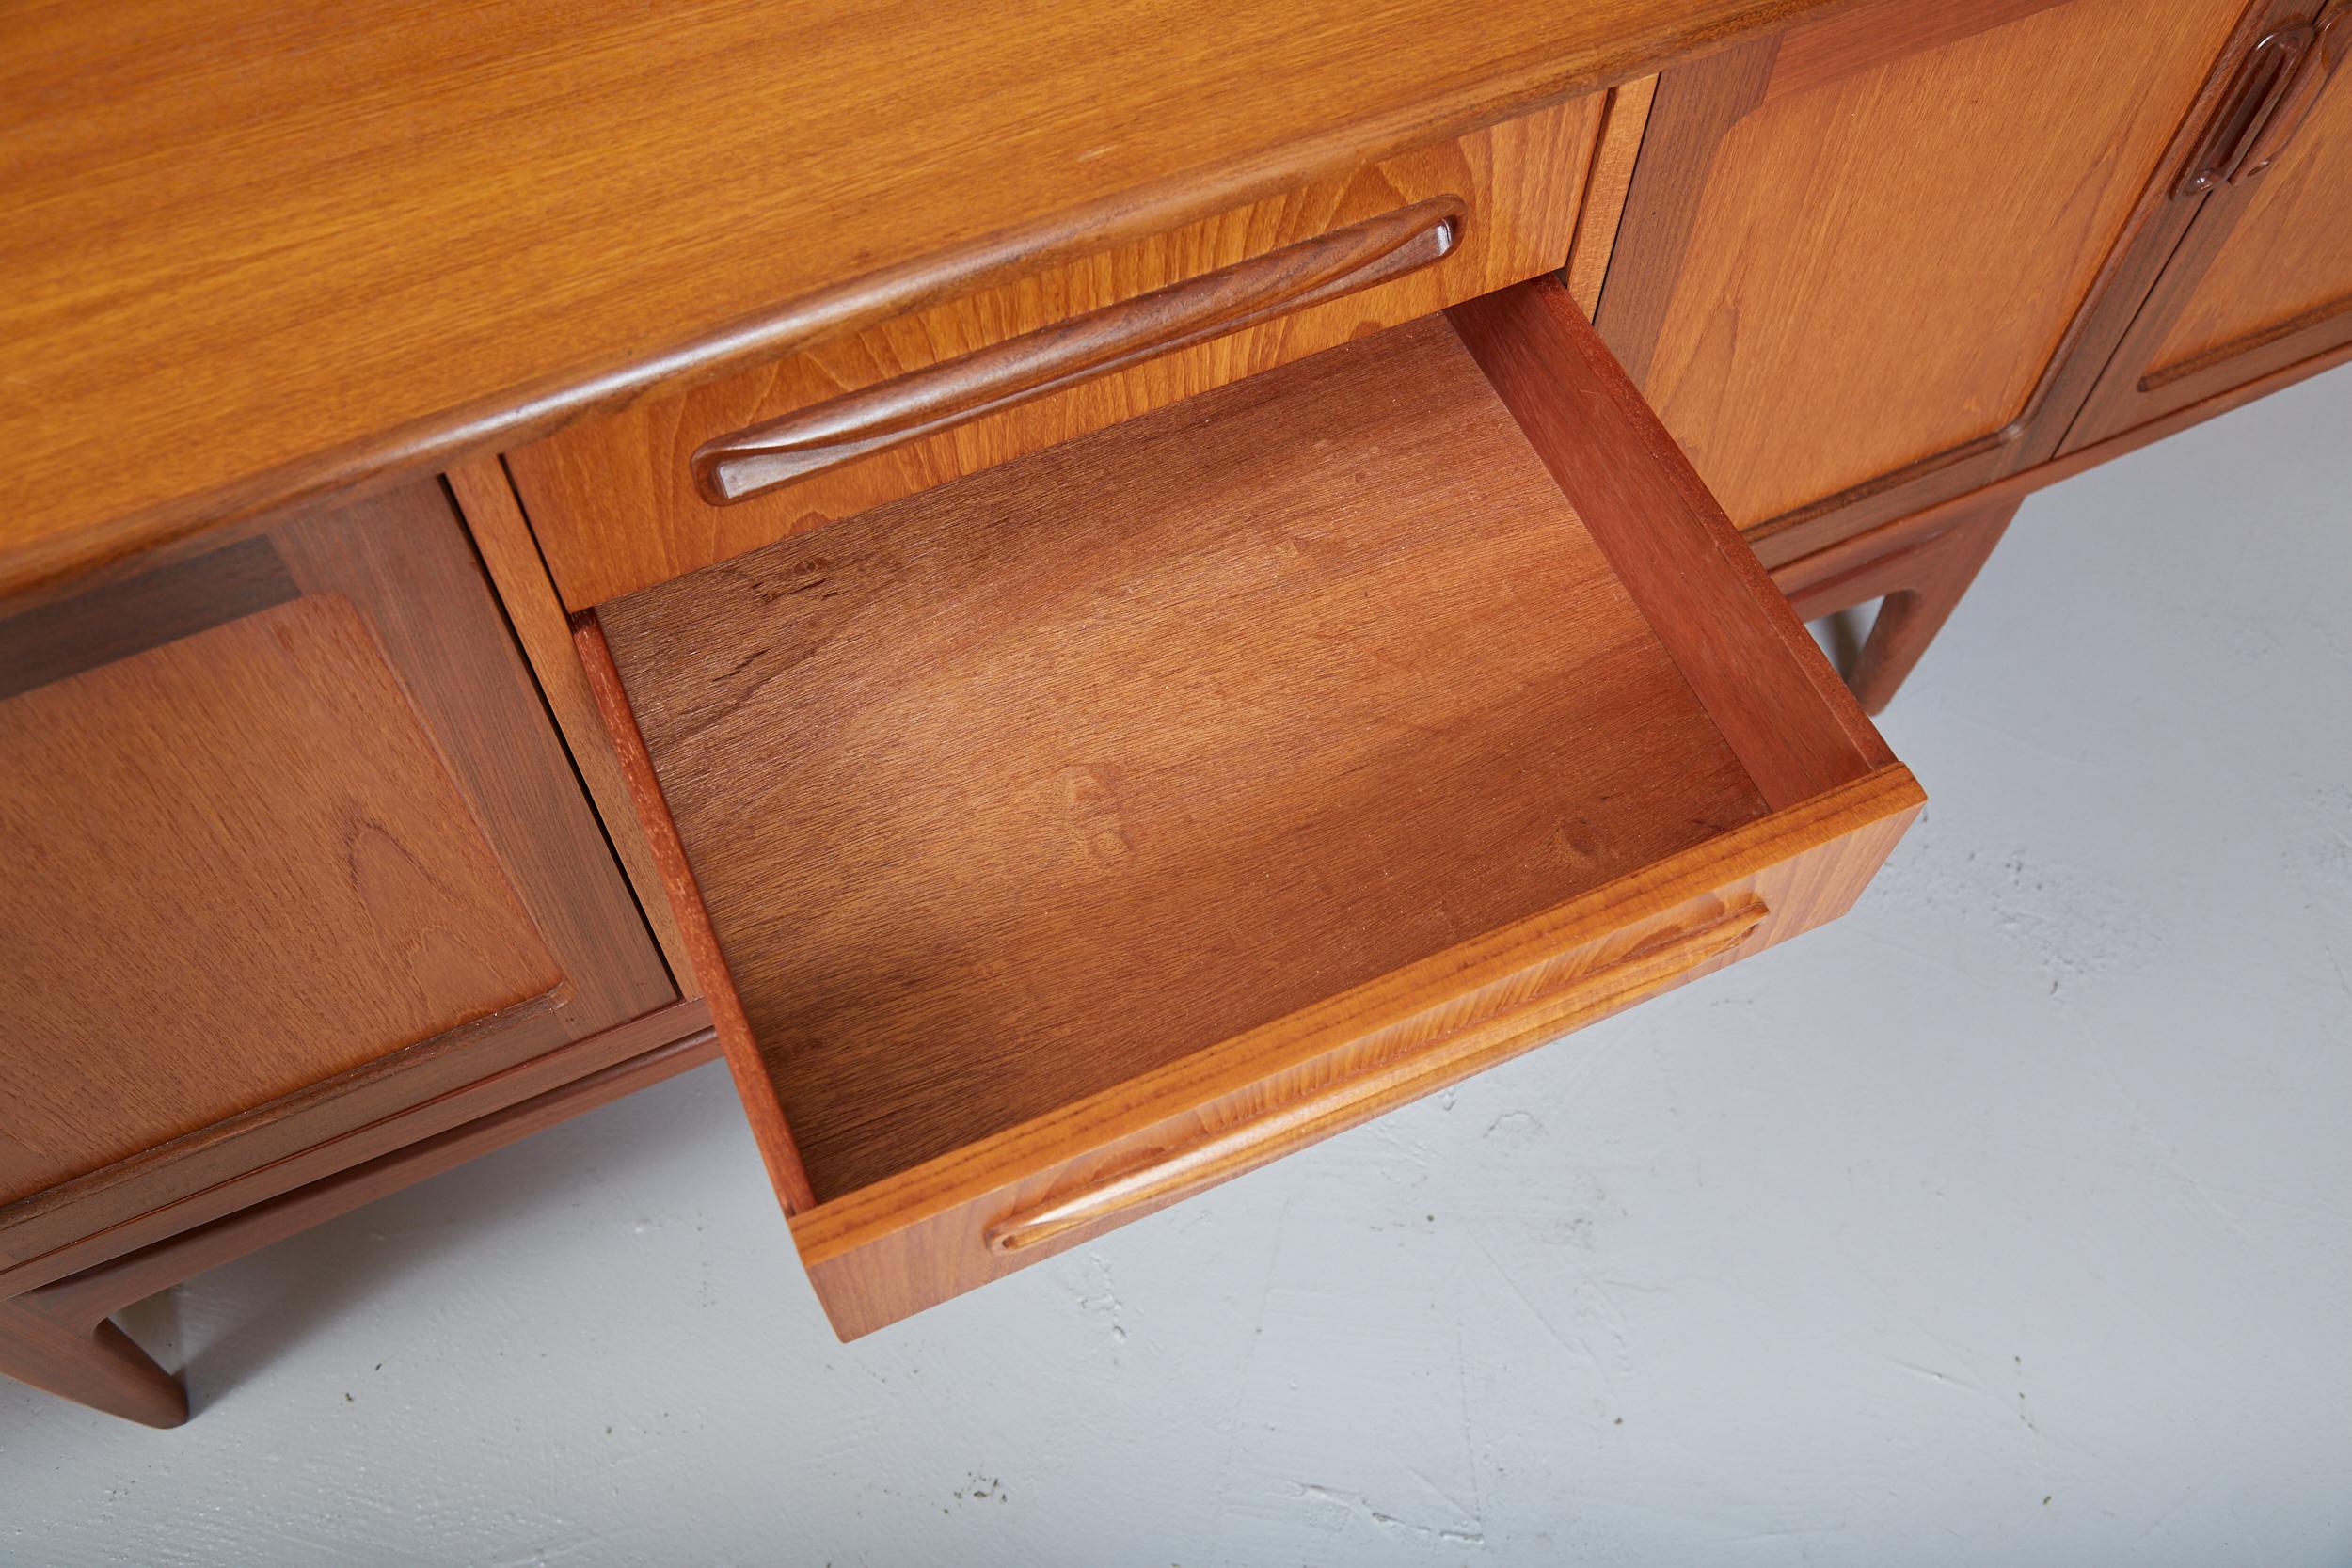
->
4, 366, 2348, 1567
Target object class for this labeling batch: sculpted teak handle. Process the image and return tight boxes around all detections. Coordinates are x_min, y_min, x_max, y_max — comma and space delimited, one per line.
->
2236, 2, 2349, 182
2181, 2, 2347, 194
691, 197, 1466, 504
981, 901, 1769, 1258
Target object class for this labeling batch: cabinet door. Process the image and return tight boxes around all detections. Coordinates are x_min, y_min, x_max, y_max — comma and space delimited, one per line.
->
1597, 0, 2250, 566
2066, 0, 2352, 447
0, 479, 675, 1266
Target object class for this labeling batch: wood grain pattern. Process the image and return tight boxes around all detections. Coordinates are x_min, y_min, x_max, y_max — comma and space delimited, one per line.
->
592, 308, 1921, 1337
1591, 34, 1779, 388
268, 483, 676, 1043
0, 478, 670, 1294
1566, 74, 1659, 316
574, 617, 818, 1216
1449, 277, 1891, 804
0, 597, 563, 1204
599, 314, 1776, 1203
0, 0, 1849, 600
446, 456, 695, 992
1603, 0, 2246, 531
509, 103, 1599, 607
1762, 323, 2352, 581
1757, 0, 2073, 104
2059, 0, 2352, 449
792, 767, 1922, 1338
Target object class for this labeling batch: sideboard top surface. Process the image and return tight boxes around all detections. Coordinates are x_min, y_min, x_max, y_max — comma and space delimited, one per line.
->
0, 0, 1851, 598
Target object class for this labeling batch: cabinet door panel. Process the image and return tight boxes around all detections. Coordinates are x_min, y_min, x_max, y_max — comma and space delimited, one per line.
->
2153, 27, 2352, 370
0, 478, 673, 1261
2067, 1, 2352, 445
1601, 0, 2246, 560
0, 597, 562, 1201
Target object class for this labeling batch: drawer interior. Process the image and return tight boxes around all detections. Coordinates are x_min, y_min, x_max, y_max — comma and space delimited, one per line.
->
569, 278, 1910, 1325
601, 313, 1780, 1204
578, 280, 1917, 1319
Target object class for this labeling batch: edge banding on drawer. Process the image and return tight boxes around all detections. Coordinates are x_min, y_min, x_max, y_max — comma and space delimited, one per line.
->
578, 277, 1923, 1338
575, 614, 818, 1216
977, 899, 1768, 1258
790, 771, 1917, 1338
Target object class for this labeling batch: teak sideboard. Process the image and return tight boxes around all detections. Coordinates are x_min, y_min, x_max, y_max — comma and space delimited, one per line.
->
3, 0, 2345, 1423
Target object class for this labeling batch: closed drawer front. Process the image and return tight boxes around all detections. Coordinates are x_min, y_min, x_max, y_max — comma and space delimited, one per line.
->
510, 97, 1603, 609
576, 278, 1924, 1338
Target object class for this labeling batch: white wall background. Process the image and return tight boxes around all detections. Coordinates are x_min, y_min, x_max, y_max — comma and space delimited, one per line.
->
4, 367, 2348, 1567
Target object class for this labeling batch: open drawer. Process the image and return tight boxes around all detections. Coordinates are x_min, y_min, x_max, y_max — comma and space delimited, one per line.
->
574, 278, 1923, 1338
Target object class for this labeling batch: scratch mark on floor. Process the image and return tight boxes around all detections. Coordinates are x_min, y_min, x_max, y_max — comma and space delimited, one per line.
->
1294, 1482, 1485, 1546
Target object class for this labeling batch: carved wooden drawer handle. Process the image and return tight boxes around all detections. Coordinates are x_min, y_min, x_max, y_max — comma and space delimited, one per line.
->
982, 901, 1768, 1257
2182, 3, 2347, 194
691, 197, 1466, 504
2236, 4, 2348, 182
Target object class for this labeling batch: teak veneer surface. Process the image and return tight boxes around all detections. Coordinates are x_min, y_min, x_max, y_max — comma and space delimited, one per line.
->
509, 102, 1600, 609
2148, 44, 2352, 373
0, 597, 564, 1204
1616, 0, 2244, 530
0, 0, 1851, 599
600, 315, 1772, 1202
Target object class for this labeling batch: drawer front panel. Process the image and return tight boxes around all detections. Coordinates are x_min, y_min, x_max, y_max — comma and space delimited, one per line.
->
510, 97, 1601, 608
977, 900, 1770, 1259
792, 779, 1916, 1338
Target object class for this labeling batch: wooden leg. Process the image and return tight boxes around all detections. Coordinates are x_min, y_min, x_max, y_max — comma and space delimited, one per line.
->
0, 1293, 187, 1428
0, 1024, 717, 1428
1845, 503, 2017, 714
1777, 494, 2023, 715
